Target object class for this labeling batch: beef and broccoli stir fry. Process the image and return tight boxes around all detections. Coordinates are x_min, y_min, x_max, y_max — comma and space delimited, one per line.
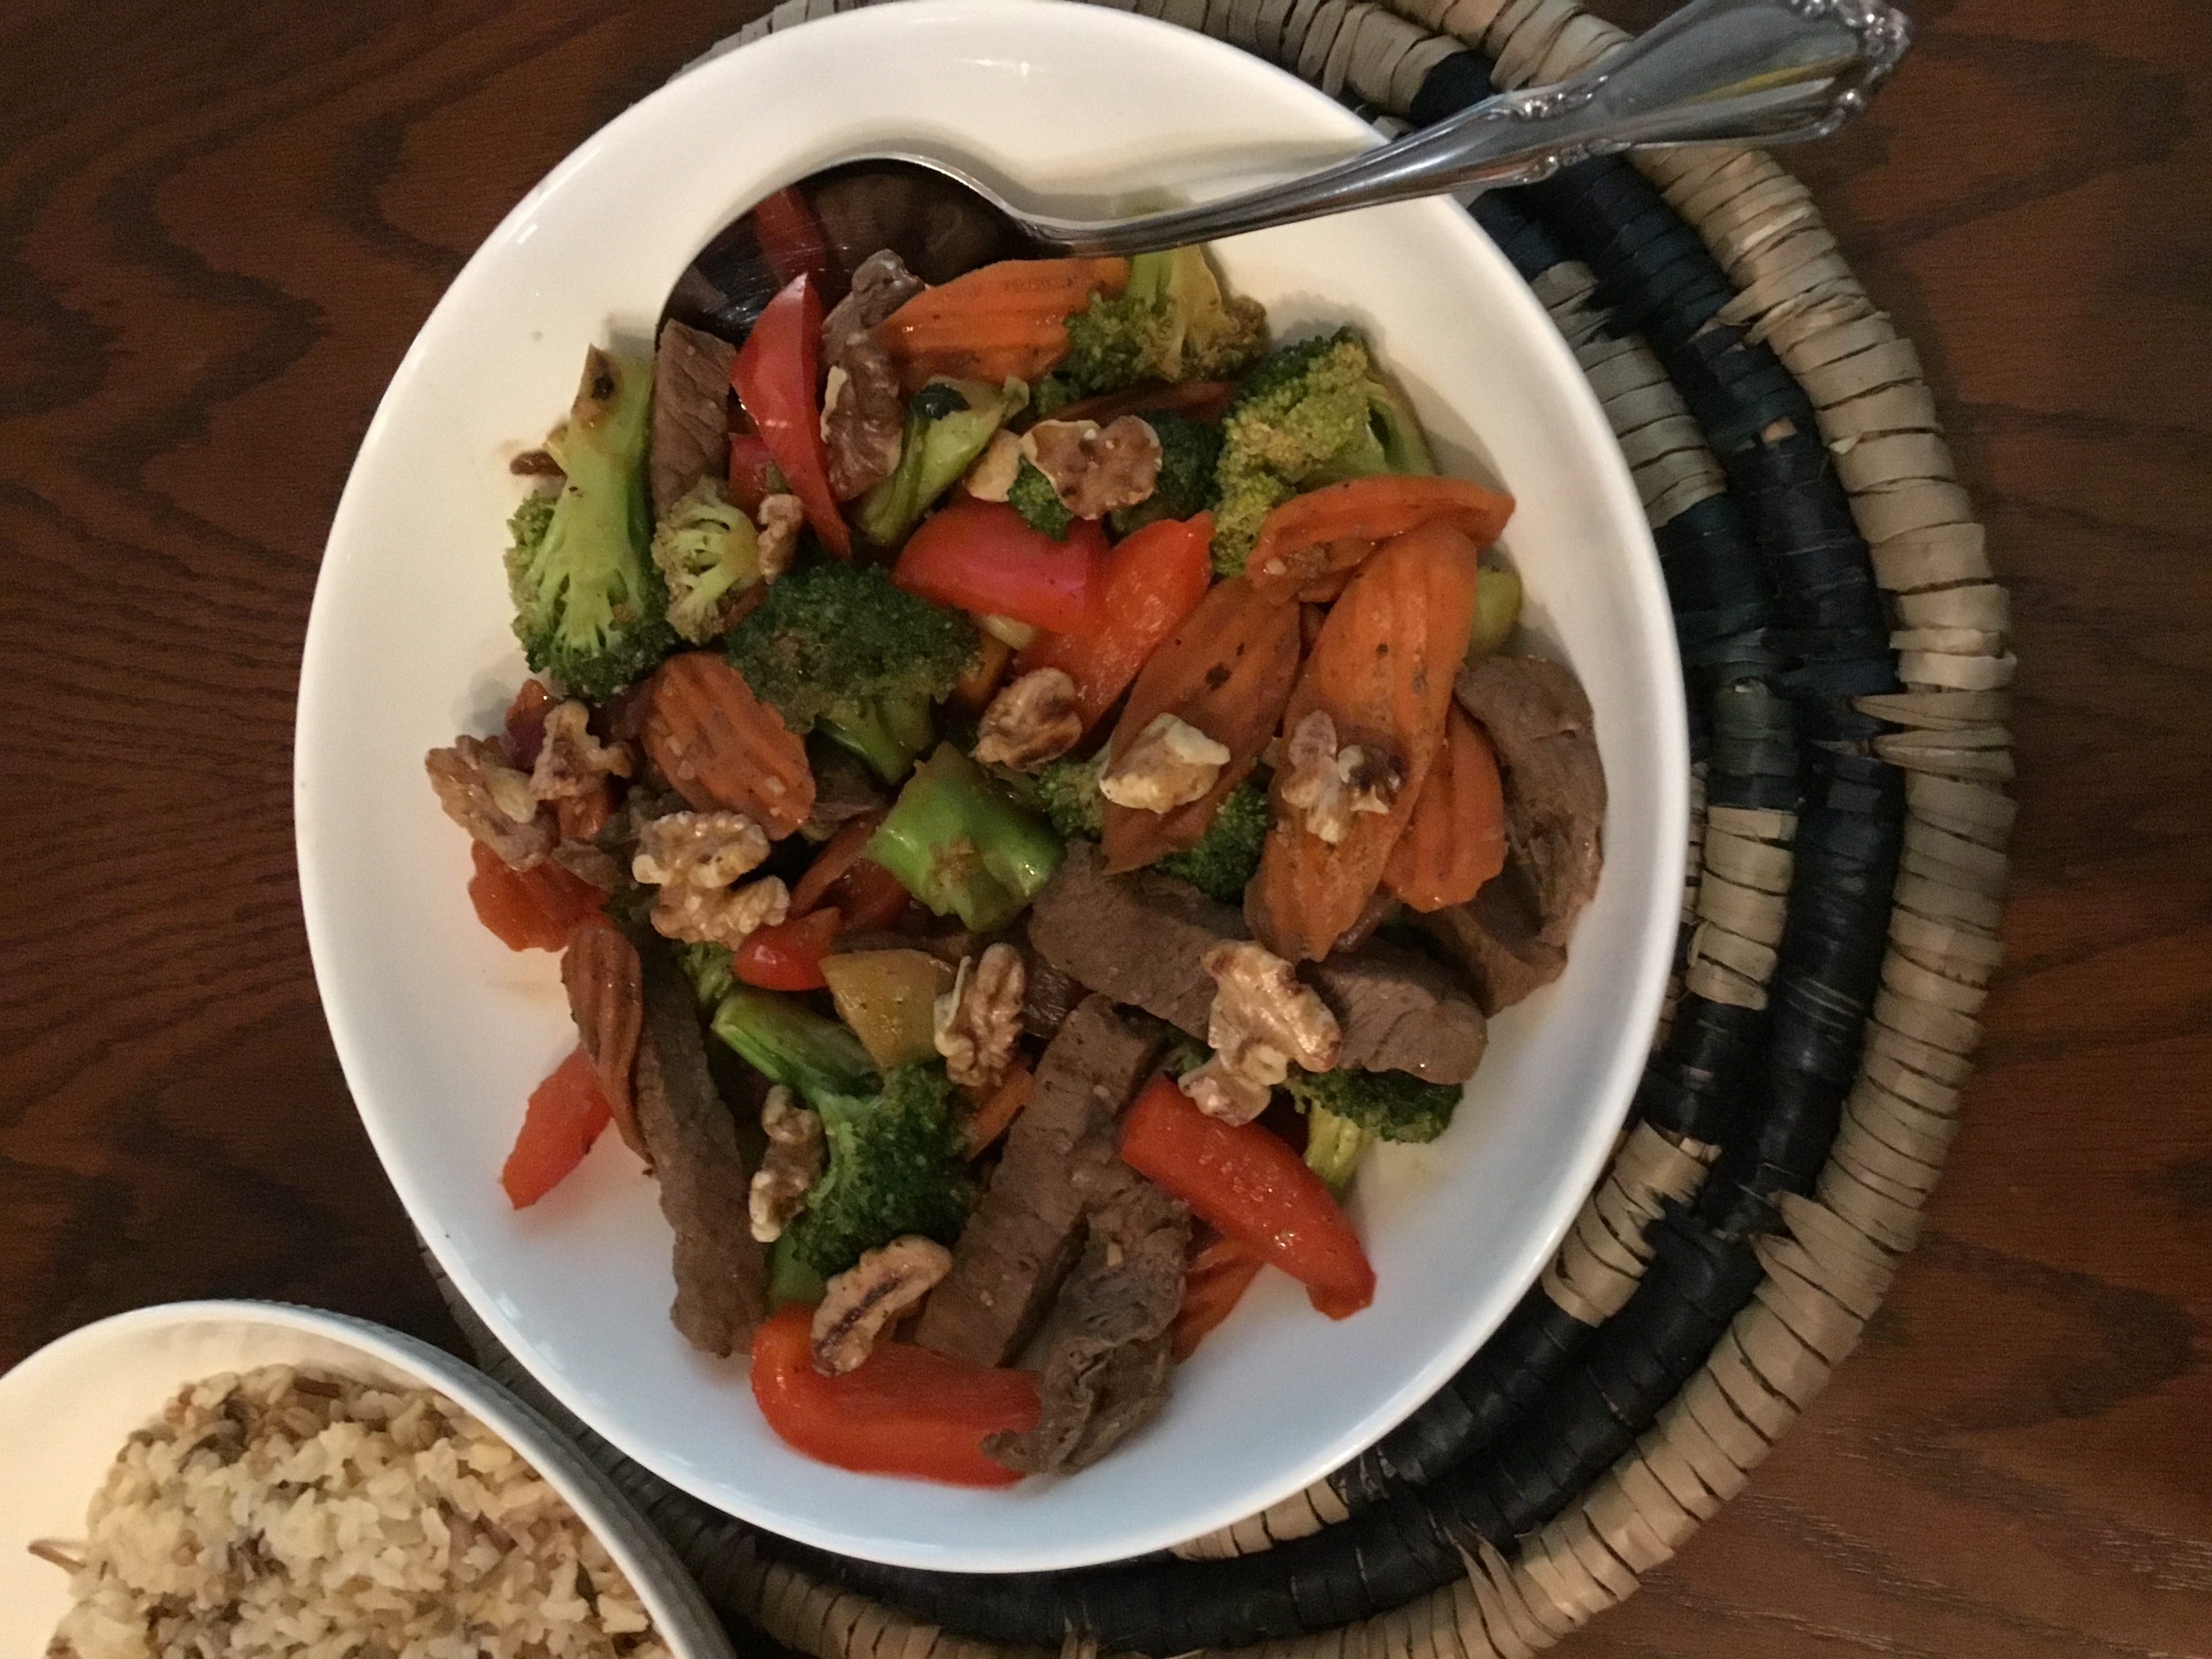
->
426, 193, 1605, 1486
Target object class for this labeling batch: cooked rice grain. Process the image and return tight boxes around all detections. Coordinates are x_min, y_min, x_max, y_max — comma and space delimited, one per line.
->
45, 1364, 671, 1659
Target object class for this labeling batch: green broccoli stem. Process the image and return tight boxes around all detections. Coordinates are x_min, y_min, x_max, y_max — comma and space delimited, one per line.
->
855, 377, 1026, 548
767, 1235, 828, 1307
820, 691, 937, 783
1366, 382, 1437, 476
867, 743, 1066, 930
709, 986, 878, 1103
1303, 1101, 1374, 1193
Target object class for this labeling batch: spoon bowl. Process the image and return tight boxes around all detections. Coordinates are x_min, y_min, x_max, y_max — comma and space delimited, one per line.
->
809, 0, 1909, 261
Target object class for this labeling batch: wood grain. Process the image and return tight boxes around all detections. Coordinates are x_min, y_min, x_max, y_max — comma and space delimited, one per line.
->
3, 1, 2208, 1656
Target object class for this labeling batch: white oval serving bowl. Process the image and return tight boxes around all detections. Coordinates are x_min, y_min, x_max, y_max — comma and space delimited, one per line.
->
297, 0, 1684, 1574
0, 1301, 733, 1659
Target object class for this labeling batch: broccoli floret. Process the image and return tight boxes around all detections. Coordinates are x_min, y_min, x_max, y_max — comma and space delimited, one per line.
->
1031, 749, 1107, 841
1284, 1065, 1462, 1144
1157, 776, 1270, 903
1211, 329, 1437, 575
708, 990, 973, 1279
504, 348, 677, 700
857, 377, 1027, 548
1006, 457, 1073, 539
783, 1061, 977, 1279
867, 743, 1065, 931
1302, 1101, 1373, 1193
1059, 247, 1269, 401
1111, 411, 1222, 535
725, 562, 978, 782
650, 478, 760, 643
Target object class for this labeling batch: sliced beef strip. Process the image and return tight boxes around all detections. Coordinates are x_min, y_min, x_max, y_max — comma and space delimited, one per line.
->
1026, 842, 1248, 1038
914, 996, 1164, 1367
800, 744, 886, 843
1031, 842, 1485, 1080
1452, 655, 1605, 945
1417, 855, 1567, 1016
630, 942, 769, 1356
1011, 917, 1086, 1043
649, 321, 735, 519
562, 919, 646, 1159
985, 1152, 1188, 1475
1304, 938, 1488, 1084
823, 332, 905, 502
820, 249, 924, 355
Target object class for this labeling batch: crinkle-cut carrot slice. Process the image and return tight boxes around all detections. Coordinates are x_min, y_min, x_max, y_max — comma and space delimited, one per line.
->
1246, 520, 1481, 960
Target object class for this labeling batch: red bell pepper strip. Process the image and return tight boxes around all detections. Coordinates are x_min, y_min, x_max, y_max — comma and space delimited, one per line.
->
734, 906, 844, 992
825, 859, 919, 933
732, 273, 849, 557
1016, 512, 1213, 729
750, 1306, 1041, 1486
467, 841, 603, 951
752, 186, 834, 291
726, 432, 779, 516
790, 810, 888, 916
1119, 1075, 1376, 1318
501, 1046, 613, 1208
893, 498, 1102, 635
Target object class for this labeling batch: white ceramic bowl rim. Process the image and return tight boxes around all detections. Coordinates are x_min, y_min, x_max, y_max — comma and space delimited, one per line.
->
296, 0, 1685, 1575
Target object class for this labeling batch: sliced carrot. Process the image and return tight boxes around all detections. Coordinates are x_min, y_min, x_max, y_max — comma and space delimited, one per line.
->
1247, 520, 1482, 960
874, 258, 1130, 392
468, 841, 603, 951
1382, 705, 1507, 913
1172, 1237, 1267, 1361
1048, 379, 1240, 427
1246, 476, 1515, 603
790, 808, 890, 918
961, 1063, 1036, 1158
642, 652, 815, 837
1099, 576, 1303, 873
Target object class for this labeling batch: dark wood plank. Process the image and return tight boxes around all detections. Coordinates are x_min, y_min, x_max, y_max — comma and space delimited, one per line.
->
3, 1, 2208, 1656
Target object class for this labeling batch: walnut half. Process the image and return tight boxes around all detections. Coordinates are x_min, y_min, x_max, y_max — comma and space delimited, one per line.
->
1179, 941, 1344, 1124
631, 809, 787, 948
933, 943, 1027, 1090
531, 700, 633, 802
973, 669, 1084, 772
1099, 714, 1231, 814
748, 1086, 825, 1244
1279, 709, 1406, 845
1019, 417, 1162, 520
426, 735, 552, 870
811, 1236, 954, 1375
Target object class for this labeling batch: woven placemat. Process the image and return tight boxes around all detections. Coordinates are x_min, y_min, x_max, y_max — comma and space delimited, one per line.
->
445, 3, 2012, 1654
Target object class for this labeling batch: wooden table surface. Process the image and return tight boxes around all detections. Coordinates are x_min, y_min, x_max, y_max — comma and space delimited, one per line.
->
5, 0, 2207, 1653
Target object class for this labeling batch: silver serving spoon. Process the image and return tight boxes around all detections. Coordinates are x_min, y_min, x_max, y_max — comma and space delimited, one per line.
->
840, 0, 1910, 260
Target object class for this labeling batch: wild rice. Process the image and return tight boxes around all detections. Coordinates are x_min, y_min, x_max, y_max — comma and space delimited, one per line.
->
43, 1364, 672, 1659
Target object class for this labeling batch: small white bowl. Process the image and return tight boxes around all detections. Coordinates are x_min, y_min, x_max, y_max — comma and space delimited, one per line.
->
0, 1301, 733, 1659
298, 0, 1684, 1574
